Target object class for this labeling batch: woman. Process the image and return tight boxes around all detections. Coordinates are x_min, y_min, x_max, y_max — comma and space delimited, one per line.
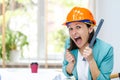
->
62, 6, 114, 80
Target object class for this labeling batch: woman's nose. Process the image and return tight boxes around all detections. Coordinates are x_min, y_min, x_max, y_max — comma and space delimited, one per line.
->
72, 29, 77, 35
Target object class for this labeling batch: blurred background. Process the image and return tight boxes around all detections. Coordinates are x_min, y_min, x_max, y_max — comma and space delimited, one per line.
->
0, 0, 120, 80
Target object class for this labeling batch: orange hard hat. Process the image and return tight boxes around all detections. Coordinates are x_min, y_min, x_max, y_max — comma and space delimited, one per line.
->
63, 7, 96, 26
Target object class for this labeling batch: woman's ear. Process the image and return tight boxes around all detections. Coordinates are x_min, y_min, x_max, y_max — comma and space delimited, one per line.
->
89, 26, 94, 33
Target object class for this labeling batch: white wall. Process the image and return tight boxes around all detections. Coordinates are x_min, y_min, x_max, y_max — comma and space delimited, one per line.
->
96, 0, 120, 79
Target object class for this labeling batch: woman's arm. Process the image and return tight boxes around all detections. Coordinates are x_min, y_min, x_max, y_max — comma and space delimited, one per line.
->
66, 62, 75, 74
88, 58, 100, 80
62, 50, 75, 76
83, 46, 114, 80
96, 47, 114, 80
83, 46, 100, 79
62, 38, 75, 77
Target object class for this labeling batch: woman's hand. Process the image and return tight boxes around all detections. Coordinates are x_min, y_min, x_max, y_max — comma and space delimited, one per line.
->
83, 46, 100, 80
83, 46, 94, 62
65, 50, 75, 64
65, 49, 75, 74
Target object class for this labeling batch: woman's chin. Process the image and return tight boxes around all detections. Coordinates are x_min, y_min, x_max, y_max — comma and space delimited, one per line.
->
76, 44, 82, 48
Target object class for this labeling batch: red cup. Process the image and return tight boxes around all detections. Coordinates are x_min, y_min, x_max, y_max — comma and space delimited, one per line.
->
30, 62, 38, 73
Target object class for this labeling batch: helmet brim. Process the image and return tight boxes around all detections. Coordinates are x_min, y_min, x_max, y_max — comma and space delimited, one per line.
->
63, 19, 94, 26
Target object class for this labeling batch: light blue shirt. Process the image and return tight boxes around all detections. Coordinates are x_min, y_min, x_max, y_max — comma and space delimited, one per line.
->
62, 38, 114, 80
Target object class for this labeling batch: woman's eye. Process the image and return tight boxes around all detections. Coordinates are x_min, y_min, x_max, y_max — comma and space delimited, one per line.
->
68, 28, 73, 31
76, 26, 81, 29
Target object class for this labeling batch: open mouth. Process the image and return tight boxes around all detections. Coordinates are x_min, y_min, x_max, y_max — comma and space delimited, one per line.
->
74, 37, 82, 45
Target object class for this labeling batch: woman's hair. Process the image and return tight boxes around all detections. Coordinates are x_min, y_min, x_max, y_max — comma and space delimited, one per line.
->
68, 23, 95, 51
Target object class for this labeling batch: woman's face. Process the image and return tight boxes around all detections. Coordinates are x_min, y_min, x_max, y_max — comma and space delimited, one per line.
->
67, 22, 93, 48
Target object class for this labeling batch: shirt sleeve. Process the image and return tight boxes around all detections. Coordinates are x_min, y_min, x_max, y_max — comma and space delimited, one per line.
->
97, 47, 114, 80
62, 38, 73, 77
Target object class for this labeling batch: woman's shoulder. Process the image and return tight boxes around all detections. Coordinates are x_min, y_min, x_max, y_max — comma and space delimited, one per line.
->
95, 38, 113, 49
93, 38, 113, 56
93, 38, 114, 66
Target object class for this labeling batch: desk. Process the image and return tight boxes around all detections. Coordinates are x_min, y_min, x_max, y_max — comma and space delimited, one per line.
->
0, 68, 67, 80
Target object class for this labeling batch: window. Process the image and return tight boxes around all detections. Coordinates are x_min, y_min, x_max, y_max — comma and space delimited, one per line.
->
0, 0, 95, 66
0, 0, 39, 63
